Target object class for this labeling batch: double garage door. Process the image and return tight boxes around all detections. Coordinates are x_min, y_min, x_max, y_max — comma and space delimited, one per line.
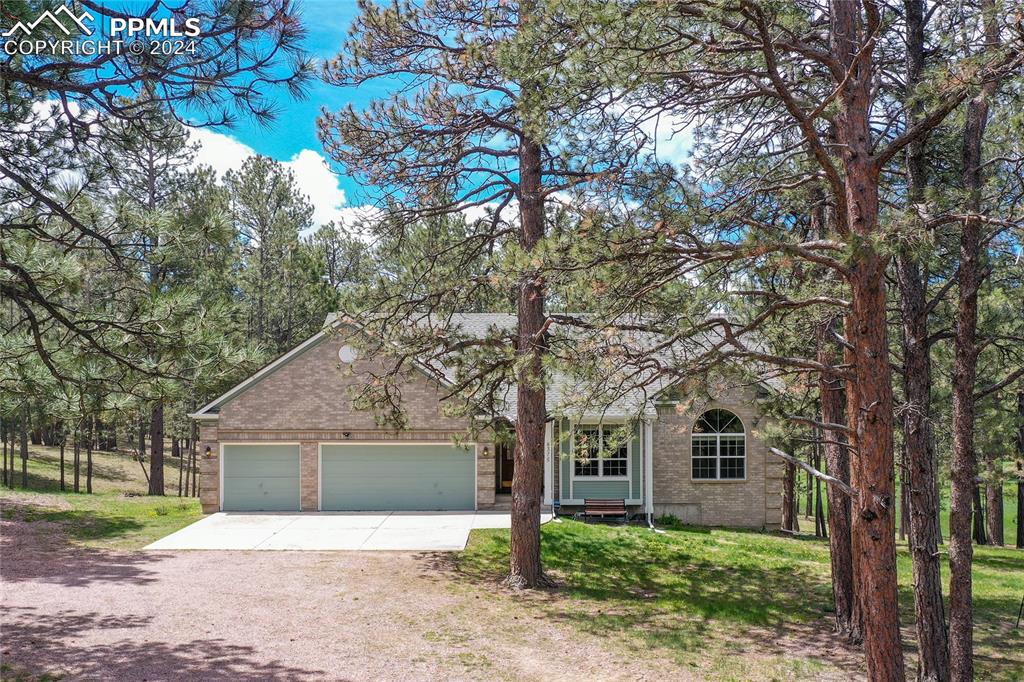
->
221, 443, 475, 512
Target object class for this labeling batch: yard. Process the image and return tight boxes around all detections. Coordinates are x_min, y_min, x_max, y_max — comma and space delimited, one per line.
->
1, 446, 1022, 680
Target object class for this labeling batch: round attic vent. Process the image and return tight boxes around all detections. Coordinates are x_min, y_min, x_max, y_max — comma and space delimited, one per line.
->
338, 345, 359, 364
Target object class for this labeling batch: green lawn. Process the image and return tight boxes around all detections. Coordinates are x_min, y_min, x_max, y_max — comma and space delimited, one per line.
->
0, 444, 202, 550
795, 474, 1021, 546
460, 520, 1024, 681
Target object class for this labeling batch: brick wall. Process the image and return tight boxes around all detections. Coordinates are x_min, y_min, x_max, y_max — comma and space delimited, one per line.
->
651, 386, 782, 529
218, 334, 470, 432
197, 333, 497, 512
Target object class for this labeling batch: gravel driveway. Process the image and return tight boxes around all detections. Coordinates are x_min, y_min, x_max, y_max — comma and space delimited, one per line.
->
1, 513, 690, 682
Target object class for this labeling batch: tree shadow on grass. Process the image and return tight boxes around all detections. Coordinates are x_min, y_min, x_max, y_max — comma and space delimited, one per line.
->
1, 607, 331, 681
970, 550, 1024, 572
1, 500, 164, 588
442, 522, 864, 676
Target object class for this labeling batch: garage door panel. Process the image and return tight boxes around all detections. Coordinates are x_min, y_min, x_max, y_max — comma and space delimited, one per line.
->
321, 444, 474, 511
222, 444, 300, 511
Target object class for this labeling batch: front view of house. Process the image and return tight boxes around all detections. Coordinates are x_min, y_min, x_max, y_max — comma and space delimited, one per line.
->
191, 314, 782, 528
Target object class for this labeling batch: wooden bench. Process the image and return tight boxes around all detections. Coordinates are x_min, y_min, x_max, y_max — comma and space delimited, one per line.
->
580, 498, 629, 523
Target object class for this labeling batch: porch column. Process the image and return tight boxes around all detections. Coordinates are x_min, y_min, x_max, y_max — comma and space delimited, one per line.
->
543, 420, 553, 505
644, 419, 654, 517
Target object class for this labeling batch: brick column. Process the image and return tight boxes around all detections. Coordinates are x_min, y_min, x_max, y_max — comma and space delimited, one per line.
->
198, 423, 219, 513
476, 442, 495, 508
300, 442, 319, 511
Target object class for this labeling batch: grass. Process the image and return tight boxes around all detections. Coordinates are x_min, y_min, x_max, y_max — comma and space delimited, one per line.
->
459, 520, 1024, 681
0, 444, 202, 550
794, 473, 1021, 546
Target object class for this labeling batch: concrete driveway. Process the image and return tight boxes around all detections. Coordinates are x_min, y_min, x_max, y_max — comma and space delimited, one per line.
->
144, 511, 550, 551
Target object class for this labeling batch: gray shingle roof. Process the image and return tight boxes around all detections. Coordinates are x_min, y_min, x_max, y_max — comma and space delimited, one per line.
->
331, 312, 775, 422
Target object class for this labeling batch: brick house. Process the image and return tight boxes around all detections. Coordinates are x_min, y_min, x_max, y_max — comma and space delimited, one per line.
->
190, 313, 782, 529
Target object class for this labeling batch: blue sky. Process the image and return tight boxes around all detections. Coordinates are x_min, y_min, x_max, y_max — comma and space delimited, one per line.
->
178, 1, 690, 229
182, 1, 380, 228
224, 2, 366, 200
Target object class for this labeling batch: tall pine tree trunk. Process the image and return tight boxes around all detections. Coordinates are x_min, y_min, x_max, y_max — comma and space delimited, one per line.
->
1017, 391, 1023, 549
73, 429, 81, 493
8, 426, 14, 489
805, 466, 814, 518
178, 439, 184, 497
971, 485, 986, 545
783, 459, 798, 532
818, 323, 859, 641
949, 6, 998, 675
897, 225, 949, 682
833, 2, 905, 674
2, 418, 7, 487
983, 473, 999, 548
59, 437, 66, 492
149, 402, 165, 495
896, 2, 951, 676
19, 404, 29, 488
86, 416, 93, 494
506, 132, 547, 589
138, 416, 146, 461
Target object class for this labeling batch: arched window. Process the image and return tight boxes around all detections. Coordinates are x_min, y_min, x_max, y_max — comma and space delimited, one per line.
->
691, 409, 745, 480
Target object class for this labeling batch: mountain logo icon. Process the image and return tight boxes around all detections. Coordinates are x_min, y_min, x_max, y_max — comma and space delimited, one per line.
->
2, 5, 94, 37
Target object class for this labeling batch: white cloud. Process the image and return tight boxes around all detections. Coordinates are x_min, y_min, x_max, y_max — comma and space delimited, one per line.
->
639, 111, 694, 166
284, 148, 347, 228
188, 127, 350, 229
188, 126, 255, 180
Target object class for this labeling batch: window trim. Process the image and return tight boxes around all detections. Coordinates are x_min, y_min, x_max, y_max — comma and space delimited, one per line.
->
690, 409, 747, 482
571, 423, 631, 481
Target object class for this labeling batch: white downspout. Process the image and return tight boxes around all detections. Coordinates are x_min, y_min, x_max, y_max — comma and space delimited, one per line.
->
644, 418, 656, 529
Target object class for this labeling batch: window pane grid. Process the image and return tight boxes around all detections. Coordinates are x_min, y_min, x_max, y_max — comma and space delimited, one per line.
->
573, 425, 629, 479
690, 411, 746, 480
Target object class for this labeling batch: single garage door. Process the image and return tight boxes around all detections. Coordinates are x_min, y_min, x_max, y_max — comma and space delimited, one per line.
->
222, 444, 300, 511
320, 444, 475, 511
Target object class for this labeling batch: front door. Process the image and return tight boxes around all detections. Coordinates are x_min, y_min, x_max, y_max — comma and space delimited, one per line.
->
497, 443, 514, 493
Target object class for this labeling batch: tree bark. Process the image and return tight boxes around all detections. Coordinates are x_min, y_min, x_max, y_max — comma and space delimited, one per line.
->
806, 465, 814, 518
971, 485, 986, 545
1017, 392, 1023, 549
149, 402, 165, 495
783, 459, 798, 532
983, 473, 999, 548
896, 3, 950, 676
949, 5, 998, 675
138, 416, 146, 460
60, 437, 66, 492
19, 404, 29, 488
832, 2, 905, 676
8, 426, 15, 489
86, 416, 93, 494
818, 322, 860, 641
73, 429, 81, 493
506, 132, 548, 589
178, 438, 184, 497
2, 418, 7, 487
814, 441, 827, 539
898, 441, 909, 542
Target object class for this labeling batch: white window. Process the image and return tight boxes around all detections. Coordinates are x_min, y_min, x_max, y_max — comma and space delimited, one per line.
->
574, 425, 629, 478
691, 409, 746, 480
